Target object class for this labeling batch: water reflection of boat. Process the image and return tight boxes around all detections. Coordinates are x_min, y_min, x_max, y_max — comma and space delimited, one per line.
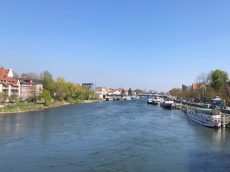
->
212, 128, 226, 143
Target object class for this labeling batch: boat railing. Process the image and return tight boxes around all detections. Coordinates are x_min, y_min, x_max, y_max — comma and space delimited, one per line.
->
187, 106, 221, 116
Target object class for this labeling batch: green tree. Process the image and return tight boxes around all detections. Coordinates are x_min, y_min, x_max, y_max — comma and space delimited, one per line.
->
121, 89, 125, 95
42, 89, 52, 106
90, 93, 99, 100
9, 95, 19, 103
54, 77, 70, 101
40, 71, 55, 95
134, 89, 144, 95
211, 69, 229, 91
0, 93, 5, 103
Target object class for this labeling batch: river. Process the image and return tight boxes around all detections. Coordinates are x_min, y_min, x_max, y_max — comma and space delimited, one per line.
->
0, 100, 230, 172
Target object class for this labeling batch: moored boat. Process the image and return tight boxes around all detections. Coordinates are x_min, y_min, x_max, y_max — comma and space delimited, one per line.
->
152, 96, 164, 105
147, 95, 153, 104
186, 107, 222, 128
152, 99, 159, 105
160, 100, 175, 110
124, 96, 132, 101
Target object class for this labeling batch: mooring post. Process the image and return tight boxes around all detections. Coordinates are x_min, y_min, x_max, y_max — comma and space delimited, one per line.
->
223, 114, 226, 128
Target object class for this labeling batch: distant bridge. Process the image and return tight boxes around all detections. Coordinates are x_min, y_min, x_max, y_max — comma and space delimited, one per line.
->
138, 94, 153, 97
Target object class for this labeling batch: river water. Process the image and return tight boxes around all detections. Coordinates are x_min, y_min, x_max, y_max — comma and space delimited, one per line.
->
0, 100, 230, 172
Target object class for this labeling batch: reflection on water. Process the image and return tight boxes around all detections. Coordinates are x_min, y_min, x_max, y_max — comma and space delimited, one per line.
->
213, 129, 226, 143
0, 114, 22, 133
0, 101, 230, 172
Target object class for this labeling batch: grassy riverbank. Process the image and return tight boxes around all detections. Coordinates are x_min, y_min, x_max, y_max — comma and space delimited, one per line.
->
0, 100, 100, 114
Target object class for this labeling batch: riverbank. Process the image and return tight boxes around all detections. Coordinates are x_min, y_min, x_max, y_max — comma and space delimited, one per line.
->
0, 100, 100, 114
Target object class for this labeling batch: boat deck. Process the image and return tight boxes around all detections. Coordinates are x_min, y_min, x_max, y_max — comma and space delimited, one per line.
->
175, 104, 230, 128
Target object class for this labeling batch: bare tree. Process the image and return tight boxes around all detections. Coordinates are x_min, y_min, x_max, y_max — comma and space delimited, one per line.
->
195, 73, 211, 102
223, 83, 230, 106
21, 72, 39, 80
196, 73, 211, 86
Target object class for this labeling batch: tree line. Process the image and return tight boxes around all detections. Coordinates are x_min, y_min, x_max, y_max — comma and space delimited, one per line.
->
39, 71, 98, 105
0, 71, 98, 105
169, 69, 230, 105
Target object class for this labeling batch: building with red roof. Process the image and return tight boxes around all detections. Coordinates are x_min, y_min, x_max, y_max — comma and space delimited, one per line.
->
0, 67, 20, 97
0, 67, 44, 99
95, 87, 108, 99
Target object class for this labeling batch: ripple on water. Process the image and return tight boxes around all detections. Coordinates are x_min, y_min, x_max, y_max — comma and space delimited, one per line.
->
0, 100, 230, 172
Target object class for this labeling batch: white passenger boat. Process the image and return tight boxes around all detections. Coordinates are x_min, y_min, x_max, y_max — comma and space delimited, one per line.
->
187, 107, 222, 128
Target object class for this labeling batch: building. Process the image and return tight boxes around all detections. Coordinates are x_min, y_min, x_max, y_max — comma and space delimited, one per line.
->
81, 83, 95, 92
182, 84, 188, 92
191, 83, 199, 91
112, 88, 123, 95
95, 87, 107, 99
20, 79, 43, 99
35, 83, 43, 96
0, 67, 43, 99
0, 67, 20, 97
107, 88, 128, 96
106, 88, 114, 96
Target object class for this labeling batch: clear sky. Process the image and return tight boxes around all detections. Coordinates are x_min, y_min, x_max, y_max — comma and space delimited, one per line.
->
0, 0, 230, 91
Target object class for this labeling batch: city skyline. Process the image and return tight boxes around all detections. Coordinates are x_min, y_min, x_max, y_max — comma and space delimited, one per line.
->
1, 0, 230, 91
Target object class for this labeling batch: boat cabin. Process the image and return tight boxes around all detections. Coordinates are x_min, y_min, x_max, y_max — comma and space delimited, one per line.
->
210, 96, 224, 109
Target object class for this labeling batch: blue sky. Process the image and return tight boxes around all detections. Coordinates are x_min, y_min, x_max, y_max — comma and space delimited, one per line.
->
0, 0, 230, 91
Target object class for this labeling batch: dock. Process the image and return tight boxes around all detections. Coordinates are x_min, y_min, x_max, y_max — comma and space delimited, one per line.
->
221, 114, 230, 128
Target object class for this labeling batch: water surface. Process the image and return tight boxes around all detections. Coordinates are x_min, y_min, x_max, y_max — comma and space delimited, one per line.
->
0, 100, 230, 172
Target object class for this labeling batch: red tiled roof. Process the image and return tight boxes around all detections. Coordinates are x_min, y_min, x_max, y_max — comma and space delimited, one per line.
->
0, 74, 19, 87
95, 87, 103, 91
0, 67, 9, 77
0, 76, 17, 82
114, 88, 123, 92
1, 83, 19, 87
0, 68, 20, 88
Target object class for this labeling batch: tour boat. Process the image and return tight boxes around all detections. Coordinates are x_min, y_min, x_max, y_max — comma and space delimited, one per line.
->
186, 107, 222, 128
